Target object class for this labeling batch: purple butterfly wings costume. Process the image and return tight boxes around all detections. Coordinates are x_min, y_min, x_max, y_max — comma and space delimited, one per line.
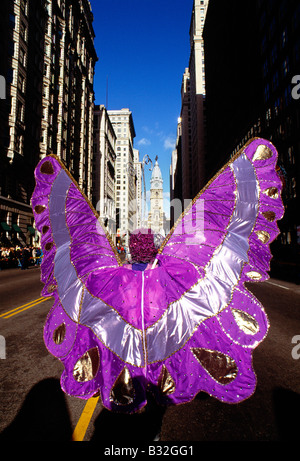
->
31, 138, 284, 413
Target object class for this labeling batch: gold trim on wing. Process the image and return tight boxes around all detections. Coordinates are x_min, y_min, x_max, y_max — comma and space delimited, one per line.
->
157, 138, 258, 255
255, 230, 271, 244
231, 309, 260, 335
47, 154, 122, 266
262, 187, 279, 199
158, 365, 175, 395
252, 145, 273, 161
109, 366, 135, 406
191, 347, 238, 385
262, 211, 276, 222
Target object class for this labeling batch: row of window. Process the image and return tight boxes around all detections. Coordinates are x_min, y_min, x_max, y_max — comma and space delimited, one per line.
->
264, 80, 293, 108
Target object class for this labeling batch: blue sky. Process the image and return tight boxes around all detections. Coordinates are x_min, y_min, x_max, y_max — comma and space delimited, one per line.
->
89, 0, 194, 214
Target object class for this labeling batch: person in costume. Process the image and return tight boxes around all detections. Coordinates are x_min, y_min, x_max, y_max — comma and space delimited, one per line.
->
124, 228, 163, 271
31, 138, 284, 422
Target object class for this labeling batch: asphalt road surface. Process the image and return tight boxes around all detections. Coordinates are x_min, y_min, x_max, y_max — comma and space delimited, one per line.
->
0, 266, 300, 442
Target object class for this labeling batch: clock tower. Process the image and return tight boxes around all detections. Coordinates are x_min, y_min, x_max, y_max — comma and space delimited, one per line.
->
148, 156, 165, 234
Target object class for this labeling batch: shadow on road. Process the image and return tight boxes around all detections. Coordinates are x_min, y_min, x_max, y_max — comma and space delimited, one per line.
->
91, 393, 166, 442
0, 378, 72, 441
273, 387, 300, 440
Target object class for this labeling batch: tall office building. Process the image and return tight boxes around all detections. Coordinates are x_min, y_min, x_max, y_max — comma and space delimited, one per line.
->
0, 0, 48, 247
170, 117, 183, 228
40, 0, 97, 197
203, 0, 262, 177
203, 0, 300, 279
186, 0, 209, 200
172, 0, 209, 207
148, 157, 166, 235
93, 105, 116, 240
107, 108, 137, 246
0, 0, 97, 248
133, 148, 142, 229
179, 68, 191, 201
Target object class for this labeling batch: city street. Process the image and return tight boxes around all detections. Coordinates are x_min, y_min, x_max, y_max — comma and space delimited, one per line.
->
0, 266, 300, 442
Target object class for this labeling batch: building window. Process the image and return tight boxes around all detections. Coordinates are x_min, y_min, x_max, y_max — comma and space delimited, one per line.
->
21, 1, 28, 16
295, 39, 300, 62
8, 41, 15, 56
274, 97, 281, 116
288, 147, 295, 165
282, 57, 289, 76
7, 68, 14, 84
271, 45, 278, 65
264, 84, 270, 102
263, 59, 269, 77
281, 28, 287, 48
272, 71, 279, 90
17, 101, 24, 122
19, 48, 26, 67
291, 178, 297, 198
284, 85, 292, 106
16, 134, 23, 155
18, 74, 25, 93
9, 14, 16, 29
20, 22, 27, 41
269, 18, 276, 38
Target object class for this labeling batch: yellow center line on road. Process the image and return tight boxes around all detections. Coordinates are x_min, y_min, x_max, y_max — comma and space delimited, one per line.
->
72, 396, 100, 441
0, 297, 48, 319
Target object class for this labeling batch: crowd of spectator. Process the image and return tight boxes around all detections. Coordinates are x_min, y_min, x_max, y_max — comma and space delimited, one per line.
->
0, 246, 43, 270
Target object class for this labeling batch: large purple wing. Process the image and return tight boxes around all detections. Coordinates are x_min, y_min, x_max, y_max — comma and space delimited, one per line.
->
145, 137, 284, 405
158, 137, 283, 285
31, 139, 284, 413
31, 155, 121, 300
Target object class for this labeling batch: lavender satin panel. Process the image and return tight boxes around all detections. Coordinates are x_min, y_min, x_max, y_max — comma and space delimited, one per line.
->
49, 171, 83, 322
49, 170, 144, 367
79, 291, 145, 367
146, 153, 259, 362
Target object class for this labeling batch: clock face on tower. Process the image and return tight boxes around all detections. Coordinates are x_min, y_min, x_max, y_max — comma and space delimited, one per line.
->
155, 181, 160, 188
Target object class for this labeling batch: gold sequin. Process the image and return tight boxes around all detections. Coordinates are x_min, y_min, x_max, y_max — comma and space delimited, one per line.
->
255, 230, 270, 244
73, 347, 100, 382
34, 205, 46, 214
45, 242, 54, 251
191, 347, 238, 384
246, 271, 262, 281
262, 211, 276, 222
47, 284, 57, 293
40, 160, 54, 175
232, 309, 260, 335
158, 365, 175, 395
252, 144, 273, 161
263, 187, 279, 199
53, 323, 66, 344
110, 366, 135, 405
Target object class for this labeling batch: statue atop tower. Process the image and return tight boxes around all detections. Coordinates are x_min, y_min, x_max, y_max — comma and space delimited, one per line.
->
148, 157, 166, 235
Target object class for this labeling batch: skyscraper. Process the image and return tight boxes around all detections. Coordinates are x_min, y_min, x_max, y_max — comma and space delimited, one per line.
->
203, 0, 300, 280
185, 0, 209, 198
93, 105, 116, 240
107, 108, 137, 246
148, 157, 166, 235
0, 0, 97, 248
133, 148, 142, 229
172, 0, 209, 207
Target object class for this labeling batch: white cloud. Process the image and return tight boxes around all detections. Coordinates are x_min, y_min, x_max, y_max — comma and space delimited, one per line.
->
137, 137, 151, 146
164, 136, 176, 150
142, 126, 154, 134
